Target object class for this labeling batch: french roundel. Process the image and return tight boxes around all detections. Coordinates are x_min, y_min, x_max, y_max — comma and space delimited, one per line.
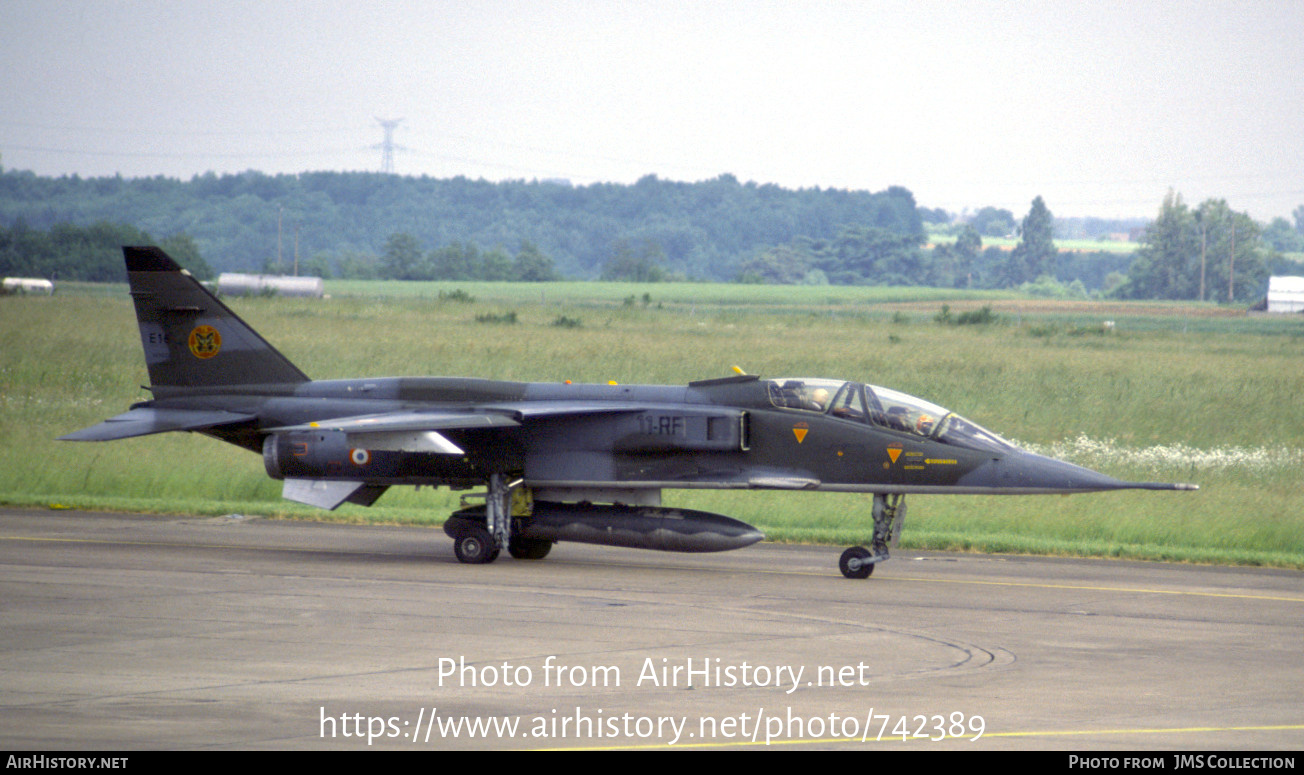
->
350, 448, 370, 466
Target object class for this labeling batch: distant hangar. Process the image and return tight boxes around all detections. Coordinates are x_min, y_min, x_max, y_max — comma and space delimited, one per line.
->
1266, 276, 1304, 314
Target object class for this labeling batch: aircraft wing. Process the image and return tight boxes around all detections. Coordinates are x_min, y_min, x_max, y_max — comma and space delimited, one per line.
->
268, 402, 653, 436
269, 410, 521, 455
268, 403, 652, 456
484, 401, 649, 419
270, 410, 521, 434
59, 407, 258, 442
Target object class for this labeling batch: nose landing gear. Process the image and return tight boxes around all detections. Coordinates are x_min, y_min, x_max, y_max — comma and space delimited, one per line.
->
839, 493, 905, 579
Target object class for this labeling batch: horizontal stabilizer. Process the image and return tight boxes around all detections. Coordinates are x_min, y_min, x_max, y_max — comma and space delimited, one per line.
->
59, 407, 256, 441
282, 479, 388, 510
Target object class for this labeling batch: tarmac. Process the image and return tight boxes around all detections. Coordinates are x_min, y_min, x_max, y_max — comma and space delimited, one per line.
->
1, 507, 1301, 750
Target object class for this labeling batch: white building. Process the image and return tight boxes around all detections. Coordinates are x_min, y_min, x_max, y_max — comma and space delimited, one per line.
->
1266, 276, 1304, 313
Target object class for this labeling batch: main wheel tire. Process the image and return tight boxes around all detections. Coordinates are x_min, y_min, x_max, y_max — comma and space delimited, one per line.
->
442, 514, 478, 540
839, 546, 874, 579
454, 525, 499, 564
508, 537, 554, 560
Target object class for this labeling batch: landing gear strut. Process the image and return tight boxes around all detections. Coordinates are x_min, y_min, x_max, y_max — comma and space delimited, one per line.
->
484, 473, 512, 554
839, 493, 906, 579
446, 475, 552, 564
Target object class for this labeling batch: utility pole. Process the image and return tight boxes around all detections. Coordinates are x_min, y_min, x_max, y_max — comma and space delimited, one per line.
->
1228, 220, 1236, 303
277, 205, 283, 273
1199, 220, 1206, 302
374, 117, 404, 174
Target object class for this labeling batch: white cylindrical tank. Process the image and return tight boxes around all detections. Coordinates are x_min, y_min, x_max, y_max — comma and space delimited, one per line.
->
2, 277, 54, 295
217, 273, 324, 298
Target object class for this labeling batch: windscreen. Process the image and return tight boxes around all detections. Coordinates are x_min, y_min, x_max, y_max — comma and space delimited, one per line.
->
867, 384, 1016, 454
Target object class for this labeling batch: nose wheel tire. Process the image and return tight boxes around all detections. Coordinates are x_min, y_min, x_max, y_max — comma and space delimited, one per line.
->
839, 546, 874, 579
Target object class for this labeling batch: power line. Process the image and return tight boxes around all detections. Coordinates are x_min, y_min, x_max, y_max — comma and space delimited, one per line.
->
0, 119, 365, 137
0, 143, 362, 160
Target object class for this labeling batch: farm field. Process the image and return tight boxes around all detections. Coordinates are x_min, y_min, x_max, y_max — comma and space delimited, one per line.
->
926, 233, 1141, 253
3, 280, 1301, 567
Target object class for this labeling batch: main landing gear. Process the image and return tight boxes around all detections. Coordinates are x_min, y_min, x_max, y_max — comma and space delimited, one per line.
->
452, 523, 498, 564
449, 523, 553, 563
839, 494, 906, 579
444, 474, 555, 564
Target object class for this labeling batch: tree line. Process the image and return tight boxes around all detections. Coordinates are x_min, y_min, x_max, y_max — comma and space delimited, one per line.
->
735, 196, 1131, 294
0, 220, 212, 282
2, 167, 1301, 301
374, 234, 560, 282
1115, 191, 1285, 302
0, 169, 921, 282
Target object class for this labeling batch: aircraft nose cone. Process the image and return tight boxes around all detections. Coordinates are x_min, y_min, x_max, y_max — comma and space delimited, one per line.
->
955, 452, 1130, 493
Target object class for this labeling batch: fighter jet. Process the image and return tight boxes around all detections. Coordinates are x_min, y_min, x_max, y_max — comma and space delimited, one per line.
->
61, 247, 1197, 578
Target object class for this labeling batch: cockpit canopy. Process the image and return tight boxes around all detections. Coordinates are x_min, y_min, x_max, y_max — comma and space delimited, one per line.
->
765, 378, 1016, 454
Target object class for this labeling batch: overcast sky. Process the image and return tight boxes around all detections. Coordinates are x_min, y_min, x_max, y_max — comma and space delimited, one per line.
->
3, 0, 1302, 222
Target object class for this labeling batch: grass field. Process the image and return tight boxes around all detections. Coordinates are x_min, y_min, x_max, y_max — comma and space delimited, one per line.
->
3, 280, 1302, 567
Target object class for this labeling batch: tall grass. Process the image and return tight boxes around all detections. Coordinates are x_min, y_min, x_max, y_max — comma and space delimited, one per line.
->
3, 283, 1301, 566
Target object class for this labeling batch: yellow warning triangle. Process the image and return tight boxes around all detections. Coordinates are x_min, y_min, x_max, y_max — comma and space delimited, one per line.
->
793, 428, 808, 443
887, 446, 902, 463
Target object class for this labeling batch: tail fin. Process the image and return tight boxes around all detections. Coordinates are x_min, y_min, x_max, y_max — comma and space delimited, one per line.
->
124, 246, 309, 388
